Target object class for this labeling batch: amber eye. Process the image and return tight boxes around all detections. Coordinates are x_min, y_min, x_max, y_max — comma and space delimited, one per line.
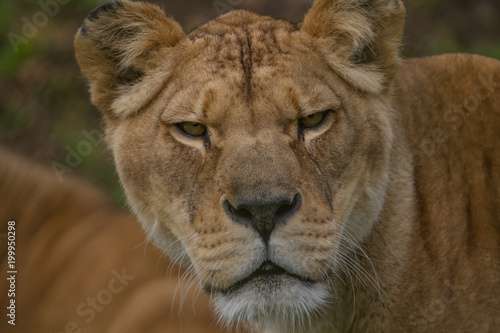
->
176, 122, 207, 137
298, 111, 328, 128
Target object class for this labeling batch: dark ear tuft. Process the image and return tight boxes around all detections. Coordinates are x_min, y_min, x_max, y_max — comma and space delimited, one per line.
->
351, 43, 376, 65
117, 66, 144, 86
74, 0, 185, 119
86, 1, 123, 22
81, 1, 124, 34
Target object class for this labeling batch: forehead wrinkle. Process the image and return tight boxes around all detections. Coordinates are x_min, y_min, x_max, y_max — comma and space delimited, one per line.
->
281, 61, 343, 115
193, 87, 216, 122
161, 83, 217, 123
239, 27, 253, 99
256, 74, 341, 120
188, 14, 298, 75
161, 87, 198, 123
297, 85, 342, 116
185, 12, 316, 130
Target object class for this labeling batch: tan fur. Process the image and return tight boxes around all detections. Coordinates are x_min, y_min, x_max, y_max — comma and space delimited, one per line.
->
0, 147, 219, 333
74, 0, 500, 332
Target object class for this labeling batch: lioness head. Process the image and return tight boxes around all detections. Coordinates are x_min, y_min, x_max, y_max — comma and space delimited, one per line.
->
75, 0, 405, 330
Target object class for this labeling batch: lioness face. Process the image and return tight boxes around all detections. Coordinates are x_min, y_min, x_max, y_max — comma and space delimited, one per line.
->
75, 0, 404, 328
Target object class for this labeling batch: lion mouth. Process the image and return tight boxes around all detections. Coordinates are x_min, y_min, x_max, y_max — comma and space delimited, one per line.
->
218, 260, 315, 294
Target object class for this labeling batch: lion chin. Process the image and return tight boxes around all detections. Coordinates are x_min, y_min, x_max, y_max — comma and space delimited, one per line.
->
211, 262, 330, 331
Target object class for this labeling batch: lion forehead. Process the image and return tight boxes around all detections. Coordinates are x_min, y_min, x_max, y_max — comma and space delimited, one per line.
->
185, 11, 306, 75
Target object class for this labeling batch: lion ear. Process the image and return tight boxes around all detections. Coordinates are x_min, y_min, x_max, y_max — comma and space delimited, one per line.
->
74, 0, 185, 119
302, 0, 406, 93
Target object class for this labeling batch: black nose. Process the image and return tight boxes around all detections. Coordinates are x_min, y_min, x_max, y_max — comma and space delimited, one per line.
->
224, 193, 302, 243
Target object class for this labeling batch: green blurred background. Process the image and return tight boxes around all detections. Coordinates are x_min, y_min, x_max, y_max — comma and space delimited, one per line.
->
1, 0, 499, 206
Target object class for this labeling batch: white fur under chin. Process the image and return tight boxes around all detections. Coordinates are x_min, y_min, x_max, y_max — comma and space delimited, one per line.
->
212, 277, 330, 333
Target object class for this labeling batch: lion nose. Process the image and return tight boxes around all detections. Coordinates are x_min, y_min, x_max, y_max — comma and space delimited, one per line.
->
223, 193, 302, 243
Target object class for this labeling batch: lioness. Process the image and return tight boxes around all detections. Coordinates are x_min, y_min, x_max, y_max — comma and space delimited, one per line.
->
74, 0, 500, 332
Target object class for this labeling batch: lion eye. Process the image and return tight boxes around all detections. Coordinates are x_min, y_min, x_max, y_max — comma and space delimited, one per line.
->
298, 111, 328, 128
177, 122, 207, 137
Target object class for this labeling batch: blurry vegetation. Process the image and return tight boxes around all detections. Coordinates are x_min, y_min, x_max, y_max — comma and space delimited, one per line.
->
0, 0, 499, 207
